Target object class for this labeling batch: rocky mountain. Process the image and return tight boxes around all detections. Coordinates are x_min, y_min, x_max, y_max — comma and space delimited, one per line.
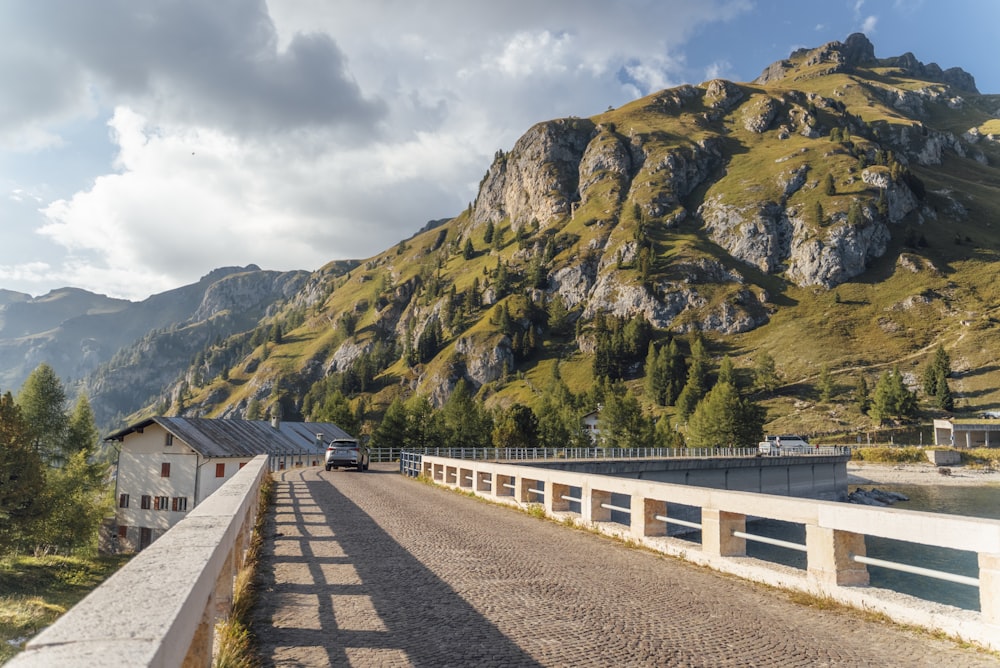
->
0, 266, 320, 425
7, 34, 999, 437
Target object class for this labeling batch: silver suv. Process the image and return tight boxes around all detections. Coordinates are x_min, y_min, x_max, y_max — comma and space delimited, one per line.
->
324, 439, 369, 471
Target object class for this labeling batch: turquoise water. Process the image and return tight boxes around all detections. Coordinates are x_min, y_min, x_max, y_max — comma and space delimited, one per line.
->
860, 483, 1000, 610
744, 484, 1000, 610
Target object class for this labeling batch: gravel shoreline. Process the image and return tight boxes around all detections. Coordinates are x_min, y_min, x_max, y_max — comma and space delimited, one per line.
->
847, 461, 1000, 487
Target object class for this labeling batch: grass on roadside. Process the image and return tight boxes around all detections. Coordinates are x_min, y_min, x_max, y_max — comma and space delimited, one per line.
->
0, 553, 131, 663
212, 472, 275, 668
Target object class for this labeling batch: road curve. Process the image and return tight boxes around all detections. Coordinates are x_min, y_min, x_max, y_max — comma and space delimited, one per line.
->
251, 464, 997, 667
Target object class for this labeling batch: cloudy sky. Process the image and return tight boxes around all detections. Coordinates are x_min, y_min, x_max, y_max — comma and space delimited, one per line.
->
2, 0, 997, 301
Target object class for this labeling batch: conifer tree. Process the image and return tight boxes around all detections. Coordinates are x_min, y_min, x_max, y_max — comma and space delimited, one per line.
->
404, 395, 441, 450
442, 380, 491, 450
922, 345, 951, 396
17, 363, 68, 466
644, 342, 669, 406
753, 351, 779, 394
869, 367, 917, 422
854, 374, 870, 414
0, 392, 46, 552
717, 355, 736, 387
597, 385, 646, 448
817, 364, 835, 403
685, 382, 765, 449
371, 398, 408, 450
932, 366, 954, 411
491, 403, 539, 449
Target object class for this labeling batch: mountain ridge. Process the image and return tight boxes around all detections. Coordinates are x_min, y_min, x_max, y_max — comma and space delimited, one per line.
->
3, 34, 998, 439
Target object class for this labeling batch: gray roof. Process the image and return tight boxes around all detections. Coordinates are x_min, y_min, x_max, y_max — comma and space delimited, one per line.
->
106, 417, 355, 458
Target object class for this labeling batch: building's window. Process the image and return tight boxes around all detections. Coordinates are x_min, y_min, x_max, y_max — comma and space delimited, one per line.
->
141, 495, 151, 510
118, 493, 129, 508
215, 462, 225, 478
165, 433, 173, 446
154, 496, 169, 510
172, 497, 188, 512
161, 462, 171, 477
238, 462, 246, 470
117, 525, 128, 539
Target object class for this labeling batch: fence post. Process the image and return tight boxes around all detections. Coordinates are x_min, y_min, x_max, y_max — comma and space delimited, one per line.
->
702, 508, 745, 556
978, 552, 1000, 625
805, 524, 869, 586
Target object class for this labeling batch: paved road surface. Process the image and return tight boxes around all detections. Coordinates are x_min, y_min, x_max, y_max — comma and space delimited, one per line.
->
251, 464, 997, 667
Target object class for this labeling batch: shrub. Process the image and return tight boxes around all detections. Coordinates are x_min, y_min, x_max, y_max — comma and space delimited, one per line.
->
851, 446, 925, 463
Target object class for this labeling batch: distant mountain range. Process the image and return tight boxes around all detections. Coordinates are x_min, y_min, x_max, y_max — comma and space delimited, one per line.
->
3, 33, 998, 438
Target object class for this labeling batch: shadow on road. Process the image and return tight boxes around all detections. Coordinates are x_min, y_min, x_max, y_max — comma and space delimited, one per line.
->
253, 468, 542, 667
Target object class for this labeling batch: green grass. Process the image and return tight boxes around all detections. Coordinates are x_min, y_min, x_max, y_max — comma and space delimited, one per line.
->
0, 554, 131, 663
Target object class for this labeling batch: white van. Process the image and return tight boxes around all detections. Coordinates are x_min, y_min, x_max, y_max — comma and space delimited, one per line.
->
758, 434, 810, 454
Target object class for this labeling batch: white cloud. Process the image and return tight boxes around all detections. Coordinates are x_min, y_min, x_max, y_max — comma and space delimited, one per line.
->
861, 15, 879, 33
3, 0, 761, 299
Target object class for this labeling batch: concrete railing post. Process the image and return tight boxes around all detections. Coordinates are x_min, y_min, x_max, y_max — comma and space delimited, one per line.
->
979, 552, 1000, 625
588, 489, 612, 523
702, 508, 745, 557
548, 482, 571, 513
806, 525, 869, 586
476, 470, 491, 493
631, 497, 666, 539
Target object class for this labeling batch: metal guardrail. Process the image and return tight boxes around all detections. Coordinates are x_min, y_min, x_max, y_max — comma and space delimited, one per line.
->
397, 446, 849, 477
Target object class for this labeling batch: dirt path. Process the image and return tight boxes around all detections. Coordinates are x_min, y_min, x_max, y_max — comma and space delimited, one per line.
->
251, 464, 997, 667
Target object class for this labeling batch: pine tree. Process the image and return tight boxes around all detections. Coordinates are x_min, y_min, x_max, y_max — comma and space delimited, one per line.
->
483, 220, 494, 245
597, 385, 646, 448
753, 351, 779, 394
0, 392, 46, 552
644, 342, 669, 406
717, 355, 735, 387
547, 295, 570, 336
17, 363, 68, 467
665, 338, 686, 406
922, 345, 951, 397
462, 238, 475, 260
66, 394, 99, 457
817, 364, 835, 403
869, 367, 917, 422
491, 403, 539, 449
685, 382, 765, 449
854, 374, 870, 414
676, 355, 708, 419
823, 173, 835, 195
371, 398, 408, 450
442, 380, 491, 450
932, 366, 954, 411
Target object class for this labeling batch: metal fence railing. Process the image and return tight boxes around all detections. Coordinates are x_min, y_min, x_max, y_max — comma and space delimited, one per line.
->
396, 446, 850, 477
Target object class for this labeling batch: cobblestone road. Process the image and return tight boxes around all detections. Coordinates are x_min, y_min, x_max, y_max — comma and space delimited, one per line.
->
251, 464, 998, 667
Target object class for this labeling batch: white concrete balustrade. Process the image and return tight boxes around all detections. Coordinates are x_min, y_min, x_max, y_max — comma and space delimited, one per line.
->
422, 455, 1000, 651
8, 455, 270, 668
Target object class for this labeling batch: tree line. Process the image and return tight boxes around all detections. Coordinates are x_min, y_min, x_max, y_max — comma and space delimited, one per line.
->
0, 364, 108, 556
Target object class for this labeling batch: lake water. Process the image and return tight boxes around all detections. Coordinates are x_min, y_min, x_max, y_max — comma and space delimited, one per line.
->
743, 484, 1000, 610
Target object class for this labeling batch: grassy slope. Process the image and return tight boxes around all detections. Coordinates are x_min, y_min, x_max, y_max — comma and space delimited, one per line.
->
0, 554, 131, 663
176, 59, 1000, 436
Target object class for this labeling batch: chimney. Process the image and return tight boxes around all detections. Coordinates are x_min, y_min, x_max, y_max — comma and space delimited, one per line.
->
316, 433, 324, 445
271, 415, 280, 429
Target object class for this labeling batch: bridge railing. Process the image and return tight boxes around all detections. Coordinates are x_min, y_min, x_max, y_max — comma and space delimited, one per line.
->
397, 446, 849, 476
415, 454, 1000, 651
8, 455, 271, 668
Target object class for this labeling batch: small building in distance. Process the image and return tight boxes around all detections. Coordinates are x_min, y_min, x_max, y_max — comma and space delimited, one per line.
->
105, 416, 353, 552
933, 417, 1000, 448
581, 408, 600, 442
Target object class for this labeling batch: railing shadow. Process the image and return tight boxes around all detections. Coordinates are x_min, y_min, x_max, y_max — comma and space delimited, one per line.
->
253, 469, 542, 667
